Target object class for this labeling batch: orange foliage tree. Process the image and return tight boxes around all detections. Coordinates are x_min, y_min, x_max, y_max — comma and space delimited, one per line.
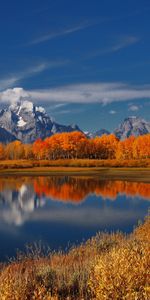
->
116, 136, 135, 160
93, 134, 119, 159
1, 132, 150, 161
5, 141, 25, 159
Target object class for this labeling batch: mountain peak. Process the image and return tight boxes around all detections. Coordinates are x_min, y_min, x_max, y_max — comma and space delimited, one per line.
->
0, 99, 82, 143
10, 99, 34, 113
114, 116, 150, 139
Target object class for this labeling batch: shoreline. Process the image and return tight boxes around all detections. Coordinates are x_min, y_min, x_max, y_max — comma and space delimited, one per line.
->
0, 166, 150, 182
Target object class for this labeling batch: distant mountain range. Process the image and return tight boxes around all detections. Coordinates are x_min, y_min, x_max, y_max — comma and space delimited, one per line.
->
0, 100, 149, 143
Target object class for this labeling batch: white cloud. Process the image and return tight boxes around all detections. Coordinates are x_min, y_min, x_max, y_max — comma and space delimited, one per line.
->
30, 22, 92, 45
49, 103, 69, 110
0, 61, 68, 91
53, 109, 72, 115
0, 82, 150, 106
0, 63, 48, 91
87, 36, 140, 58
109, 110, 117, 114
0, 87, 30, 104
128, 104, 140, 111
110, 36, 139, 52
0, 77, 19, 90
28, 82, 150, 104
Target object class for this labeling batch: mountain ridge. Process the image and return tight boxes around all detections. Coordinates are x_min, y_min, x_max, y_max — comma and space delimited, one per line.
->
0, 100, 149, 143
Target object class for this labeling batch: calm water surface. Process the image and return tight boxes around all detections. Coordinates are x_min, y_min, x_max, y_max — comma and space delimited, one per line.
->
0, 175, 149, 261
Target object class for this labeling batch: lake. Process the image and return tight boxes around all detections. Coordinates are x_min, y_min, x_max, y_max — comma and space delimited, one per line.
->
0, 175, 149, 261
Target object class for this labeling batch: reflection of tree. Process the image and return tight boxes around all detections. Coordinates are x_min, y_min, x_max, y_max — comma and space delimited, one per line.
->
33, 176, 150, 203
34, 177, 95, 203
0, 176, 150, 206
0, 176, 149, 226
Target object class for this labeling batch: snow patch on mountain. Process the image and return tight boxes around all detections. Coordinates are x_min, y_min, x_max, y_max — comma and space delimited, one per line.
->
20, 100, 34, 112
17, 117, 27, 127
36, 106, 45, 113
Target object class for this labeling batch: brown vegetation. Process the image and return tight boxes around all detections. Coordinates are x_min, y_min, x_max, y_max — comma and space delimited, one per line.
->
0, 215, 149, 299
0, 159, 150, 171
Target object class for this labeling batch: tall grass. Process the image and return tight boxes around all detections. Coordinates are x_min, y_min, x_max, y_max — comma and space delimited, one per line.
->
0, 158, 150, 169
0, 215, 149, 299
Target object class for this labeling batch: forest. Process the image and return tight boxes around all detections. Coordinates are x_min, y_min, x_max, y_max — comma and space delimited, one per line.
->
0, 131, 150, 160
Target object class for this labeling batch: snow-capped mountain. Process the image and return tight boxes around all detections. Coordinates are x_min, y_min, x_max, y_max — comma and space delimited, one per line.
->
114, 116, 150, 139
0, 99, 149, 143
0, 100, 82, 143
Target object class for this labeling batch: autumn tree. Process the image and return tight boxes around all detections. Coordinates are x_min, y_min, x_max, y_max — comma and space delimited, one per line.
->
0, 143, 5, 160
5, 141, 25, 159
116, 136, 135, 160
24, 144, 34, 159
32, 139, 46, 160
133, 134, 150, 159
93, 134, 119, 159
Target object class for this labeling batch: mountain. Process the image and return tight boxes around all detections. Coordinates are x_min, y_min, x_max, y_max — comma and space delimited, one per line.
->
94, 129, 110, 137
84, 129, 110, 138
0, 100, 82, 143
0, 127, 17, 143
114, 116, 150, 139
0, 100, 150, 143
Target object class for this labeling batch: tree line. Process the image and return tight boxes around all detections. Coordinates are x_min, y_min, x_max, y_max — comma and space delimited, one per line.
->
0, 131, 150, 160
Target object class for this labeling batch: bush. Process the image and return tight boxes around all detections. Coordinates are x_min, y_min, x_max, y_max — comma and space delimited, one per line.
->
89, 216, 150, 300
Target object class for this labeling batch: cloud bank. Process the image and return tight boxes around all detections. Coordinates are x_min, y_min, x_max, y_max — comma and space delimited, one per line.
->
128, 104, 140, 111
0, 82, 150, 106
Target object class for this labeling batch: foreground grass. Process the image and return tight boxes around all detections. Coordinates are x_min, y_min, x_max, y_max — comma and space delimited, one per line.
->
0, 216, 150, 300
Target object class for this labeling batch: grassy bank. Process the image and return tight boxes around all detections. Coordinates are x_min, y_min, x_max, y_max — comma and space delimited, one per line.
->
0, 216, 149, 300
0, 160, 150, 182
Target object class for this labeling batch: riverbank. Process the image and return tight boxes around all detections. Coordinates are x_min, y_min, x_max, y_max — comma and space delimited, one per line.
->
0, 159, 150, 182
0, 215, 149, 300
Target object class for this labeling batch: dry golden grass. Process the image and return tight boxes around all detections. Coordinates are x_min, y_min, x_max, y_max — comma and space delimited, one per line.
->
0, 158, 150, 169
0, 160, 150, 184
0, 216, 149, 299
89, 227, 150, 299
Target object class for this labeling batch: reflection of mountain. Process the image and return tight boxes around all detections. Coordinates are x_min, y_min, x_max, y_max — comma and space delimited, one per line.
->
0, 176, 150, 226
0, 183, 45, 226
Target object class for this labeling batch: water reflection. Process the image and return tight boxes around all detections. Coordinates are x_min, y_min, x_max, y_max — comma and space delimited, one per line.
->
33, 176, 150, 202
0, 176, 149, 227
0, 183, 45, 226
0, 176, 149, 260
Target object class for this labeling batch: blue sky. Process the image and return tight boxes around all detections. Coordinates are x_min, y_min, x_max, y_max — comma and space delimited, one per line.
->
0, 0, 150, 132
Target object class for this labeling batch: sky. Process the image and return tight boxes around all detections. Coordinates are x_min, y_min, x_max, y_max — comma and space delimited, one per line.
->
0, 0, 150, 132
